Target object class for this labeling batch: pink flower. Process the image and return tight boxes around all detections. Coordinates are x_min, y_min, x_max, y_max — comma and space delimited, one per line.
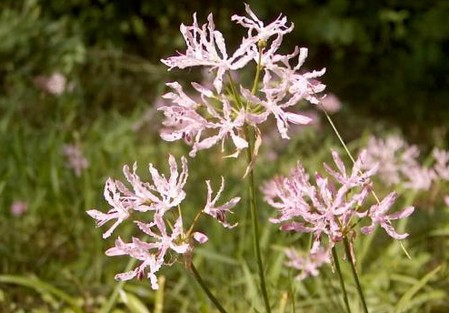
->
159, 84, 210, 146
87, 178, 132, 239
263, 151, 373, 252
160, 83, 248, 157
362, 135, 436, 190
203, 177, 240, 229
242, 83, 313, 140
401, 166, 435, 191
432, 148, 449, 181
360, 192, 414, 240
161, 14, 255, 93
231, 3, 294, 44
105, 237, 162, 289
261, 47, 326, 105
34, 72, 67, 95
159, 5, 326, 156
11, 201, 28, 216
87, 155, 188, 238
285, 247, 330, 280
135, 215, 189, 268
324, 150, 378, 188
263, 150, 414, 255
89, 155, 240, 287
62, 144, 89, 177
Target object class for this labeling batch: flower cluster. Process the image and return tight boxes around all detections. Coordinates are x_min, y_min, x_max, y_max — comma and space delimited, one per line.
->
362, 135, 449, 191
62, 144, 89, 177
432, 148, 449, 181
11, 200, 28, 217
284, 247, 331, 281
159, 4, 325, 157
87, 155, 239, 289
262, 150, 414, 258
34, 72, 69, 95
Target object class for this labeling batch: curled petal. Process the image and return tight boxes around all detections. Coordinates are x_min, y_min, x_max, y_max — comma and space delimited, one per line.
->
203, 177, 240, 228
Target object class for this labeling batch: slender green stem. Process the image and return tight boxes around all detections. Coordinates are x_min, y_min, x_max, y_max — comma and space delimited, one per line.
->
251, 45, 264, 94
320, 104, 381, 204
332, 247, 352, 313
191, 263, 228, 313
343, 238, 369, 313
154, 276, 165, 313
245, 126, 272, 313
287, 269, 296, 313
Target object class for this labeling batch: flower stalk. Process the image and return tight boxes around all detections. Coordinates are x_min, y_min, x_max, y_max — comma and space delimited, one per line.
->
191, 263, 228, 313
245, 125, 272, 313
343, 238, 369, 313
332, 246, 352, 313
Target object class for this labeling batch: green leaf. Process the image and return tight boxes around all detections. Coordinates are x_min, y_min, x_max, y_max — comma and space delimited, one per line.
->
394, 266, 441, 313
118, 289, 151, 313
0, 275, 82, 313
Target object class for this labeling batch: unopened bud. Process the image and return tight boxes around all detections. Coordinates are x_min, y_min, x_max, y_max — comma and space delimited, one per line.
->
257, 39, 267, 50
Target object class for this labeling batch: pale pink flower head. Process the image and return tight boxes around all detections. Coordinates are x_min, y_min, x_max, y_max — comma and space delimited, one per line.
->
263, 150, 374, 253
161, 13, 255, 93
231, 3, 294, 44
263, 149, 414, 256
88, 155, 240, 287
87, 155, 188, 238
158, 5, 326, 157
11, 201, 28, 216
285, 247, 331, 280
432, 148, 449, 181
401, 166, 435, 191
362, 135, 435, 190
63, 144, 89, 177
87, 178, 133, 239
324, 149, 378, 188
360, 192, 414, 240
34, 72, 67, 95
137, 215, 189, 256
105, 236, 162, 289
160, 83, 248, 157
362, 135, 409, 186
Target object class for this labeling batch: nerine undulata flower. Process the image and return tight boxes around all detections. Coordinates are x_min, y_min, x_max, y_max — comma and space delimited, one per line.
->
11, 201, 28, 217
159, 5, 325, 157
262, 150, 414, 257
34, 72, 67, 95
88, 155, 240, 289
362, 135, 436, 190
62, 144, 89, 177
284, 247, 331, 281
161, 13, 255, 94
432, 148, 449, 181
87, 155, 188, 239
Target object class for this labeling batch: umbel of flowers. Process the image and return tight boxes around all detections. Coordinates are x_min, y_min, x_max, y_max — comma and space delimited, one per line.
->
87, 155, 239, 290
159, 4, 325, 158
262, 150, 415, 279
